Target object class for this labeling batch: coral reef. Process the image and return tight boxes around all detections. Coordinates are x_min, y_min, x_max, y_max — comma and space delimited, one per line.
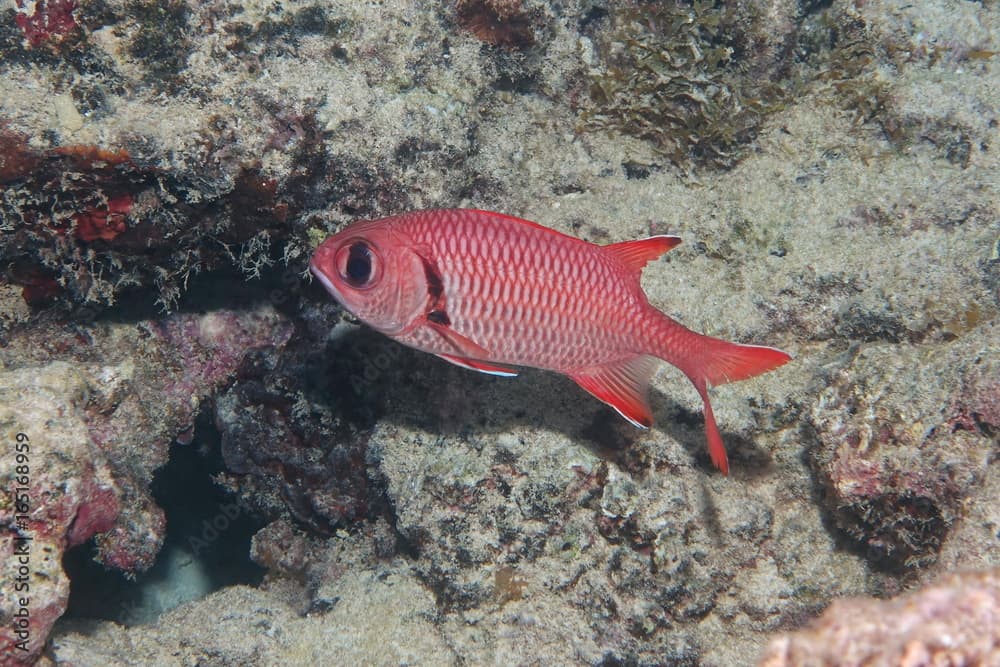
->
758, 568, 1000, 666
0, 363, 119, 662
0, 0, 564, 310
808, 336, 998, 569
212, 308, 371, 534
0, 307, 290, 663
0, 0, 997, 664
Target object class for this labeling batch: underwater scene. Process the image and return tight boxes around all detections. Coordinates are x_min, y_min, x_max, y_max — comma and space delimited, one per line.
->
1, 0, 998, 665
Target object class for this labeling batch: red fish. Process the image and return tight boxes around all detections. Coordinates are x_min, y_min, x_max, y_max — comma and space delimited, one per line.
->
310, 209, 790, 474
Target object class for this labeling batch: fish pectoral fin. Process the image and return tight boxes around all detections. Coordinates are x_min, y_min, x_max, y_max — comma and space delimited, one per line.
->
425, 319, 492, 359
604, 236, 682, 274
436, 353, 519, 377
569, 356, 660, 428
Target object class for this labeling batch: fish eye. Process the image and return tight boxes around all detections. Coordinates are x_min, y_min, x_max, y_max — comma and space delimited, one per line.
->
338, 241, 379, 288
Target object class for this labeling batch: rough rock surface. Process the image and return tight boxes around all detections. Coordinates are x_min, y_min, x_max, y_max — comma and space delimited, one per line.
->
51, 567, 451, 666
758, 568, 1000, 667
809, 335, 998, 569
0, 363, 119, 661
0, 307, 290, 665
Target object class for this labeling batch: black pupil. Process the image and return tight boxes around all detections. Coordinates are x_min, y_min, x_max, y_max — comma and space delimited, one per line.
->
345, 243, 372, 286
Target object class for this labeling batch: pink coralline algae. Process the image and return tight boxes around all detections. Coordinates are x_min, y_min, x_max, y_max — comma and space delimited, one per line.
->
0, 307, 292, 664
757, 568, 1000, 666
808, 340, 997, 568
0, 363, 121, 664
13, 0, 79, 47
72, 194, 134, 242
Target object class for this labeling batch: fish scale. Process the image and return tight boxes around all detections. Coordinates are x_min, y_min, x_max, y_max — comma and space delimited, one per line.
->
311, 208, 791, 474
432, 214, 630, 368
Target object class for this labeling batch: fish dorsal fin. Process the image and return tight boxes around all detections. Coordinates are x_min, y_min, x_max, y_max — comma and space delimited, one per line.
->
436, 353, 518, 377
465, 209, 579, 241
568, 355, 660, 428
604, 236, 682, 274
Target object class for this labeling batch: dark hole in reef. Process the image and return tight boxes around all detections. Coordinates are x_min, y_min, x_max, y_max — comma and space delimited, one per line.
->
85, 244, 304, 325
63, 412, 266, 625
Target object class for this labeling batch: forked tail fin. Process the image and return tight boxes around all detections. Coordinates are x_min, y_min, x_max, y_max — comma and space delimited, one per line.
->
566, 312, 791, 475
693, 338, 793, 388
656, 319, 791, 475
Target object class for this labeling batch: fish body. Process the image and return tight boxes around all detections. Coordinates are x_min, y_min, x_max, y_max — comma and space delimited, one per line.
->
310, 208, 791, 474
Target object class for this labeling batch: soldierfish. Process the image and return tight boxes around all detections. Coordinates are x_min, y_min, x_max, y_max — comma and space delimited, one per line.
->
310, 209, 791, 474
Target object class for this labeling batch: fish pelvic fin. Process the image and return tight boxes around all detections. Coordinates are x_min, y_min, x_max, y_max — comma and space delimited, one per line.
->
568, 355, 660, 429
691, 375, 729, 476
436, 353, 518, 377
604, 236, 682, 275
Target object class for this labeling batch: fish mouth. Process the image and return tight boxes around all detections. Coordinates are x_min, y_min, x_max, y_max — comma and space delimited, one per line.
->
310, 254, 403, 335
309, 258, 346, 304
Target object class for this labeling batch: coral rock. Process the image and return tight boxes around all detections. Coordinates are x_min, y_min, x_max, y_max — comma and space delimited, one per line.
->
0, 306, 292, 660
808, 336, 997, 568
757, 569, 1000, 666
0, 362, 121, 664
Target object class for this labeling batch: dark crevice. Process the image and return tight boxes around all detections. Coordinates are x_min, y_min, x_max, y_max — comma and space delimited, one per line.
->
63, 412, 266, 625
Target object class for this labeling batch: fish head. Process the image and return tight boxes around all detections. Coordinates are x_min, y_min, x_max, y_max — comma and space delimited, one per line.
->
310, 221, 428, 336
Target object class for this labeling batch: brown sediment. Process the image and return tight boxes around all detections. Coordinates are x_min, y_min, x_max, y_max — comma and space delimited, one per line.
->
454, 0, 534, 49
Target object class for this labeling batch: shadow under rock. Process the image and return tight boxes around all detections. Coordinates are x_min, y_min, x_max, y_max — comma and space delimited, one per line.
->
324, 327, 772, 477
69, 256, 307, 328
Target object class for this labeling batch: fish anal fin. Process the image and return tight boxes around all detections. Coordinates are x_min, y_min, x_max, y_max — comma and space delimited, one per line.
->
604, 236, 682, 274
436, 353, 518, 377
569, 355, 660, 428
426, 319, 492, 359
